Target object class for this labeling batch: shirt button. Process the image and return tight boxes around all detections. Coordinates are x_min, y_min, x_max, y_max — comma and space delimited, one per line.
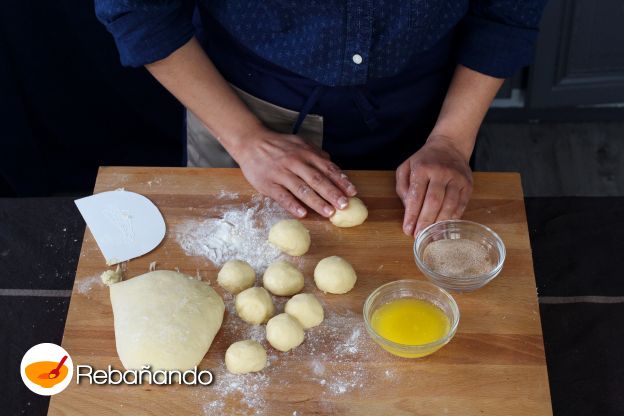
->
352, 54, 363, 65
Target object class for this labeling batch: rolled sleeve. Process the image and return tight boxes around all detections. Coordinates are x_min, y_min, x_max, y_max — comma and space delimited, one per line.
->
95, 0, 195, 67
457, 0, 548, 78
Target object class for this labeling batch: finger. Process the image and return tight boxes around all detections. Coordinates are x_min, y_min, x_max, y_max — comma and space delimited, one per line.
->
268, 184, 307, 218
395, 163, 410, 205
310, 156, 357, 197
402, 175, 428, 236
436, 184, 460, 222
281, 174, 335, 218
414, 181, 446, 236
453, 186, 472, 218
292, 163, 350, 210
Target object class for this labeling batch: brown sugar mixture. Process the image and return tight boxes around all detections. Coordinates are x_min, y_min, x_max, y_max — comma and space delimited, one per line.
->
422, 239, 494, 278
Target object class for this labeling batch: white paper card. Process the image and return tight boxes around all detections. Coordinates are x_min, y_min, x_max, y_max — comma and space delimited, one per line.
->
75, 190, 166, 265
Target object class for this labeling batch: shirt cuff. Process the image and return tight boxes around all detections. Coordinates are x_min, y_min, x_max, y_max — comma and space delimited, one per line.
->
102, 4, 195, 67
457, 15, 540, 78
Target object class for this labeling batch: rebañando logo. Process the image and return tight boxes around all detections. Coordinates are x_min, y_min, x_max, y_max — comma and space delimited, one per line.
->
20, 343, 74, 396
21, 343, 214, 396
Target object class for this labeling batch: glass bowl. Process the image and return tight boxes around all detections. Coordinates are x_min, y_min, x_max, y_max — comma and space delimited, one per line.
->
414, 220, 506, 292
363, 279, 459, 358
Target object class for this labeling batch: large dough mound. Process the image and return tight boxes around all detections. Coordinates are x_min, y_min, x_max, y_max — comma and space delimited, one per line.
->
110, 270, 224, 371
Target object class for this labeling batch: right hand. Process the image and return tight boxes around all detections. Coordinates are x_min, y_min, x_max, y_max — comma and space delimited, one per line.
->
232, 128, 357, 218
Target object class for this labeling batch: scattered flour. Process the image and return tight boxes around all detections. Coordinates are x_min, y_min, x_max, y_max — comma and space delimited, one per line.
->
175, 196, 289, 271
173, 194, 387, 414
75, 275, 101, 294
196, 299, 379, 415
200, 367, 269, 415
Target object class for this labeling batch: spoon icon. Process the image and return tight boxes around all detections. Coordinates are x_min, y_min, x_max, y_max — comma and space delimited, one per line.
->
38, 355, 68, 380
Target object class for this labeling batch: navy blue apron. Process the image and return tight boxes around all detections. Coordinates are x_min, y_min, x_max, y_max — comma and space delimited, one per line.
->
194, 11, 457, 170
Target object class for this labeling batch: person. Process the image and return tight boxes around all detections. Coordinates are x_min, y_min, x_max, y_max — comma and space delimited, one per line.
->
95, 1, 546, 237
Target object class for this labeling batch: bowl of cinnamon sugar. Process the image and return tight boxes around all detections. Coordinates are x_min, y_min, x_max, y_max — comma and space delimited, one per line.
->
413, 220, 506, 292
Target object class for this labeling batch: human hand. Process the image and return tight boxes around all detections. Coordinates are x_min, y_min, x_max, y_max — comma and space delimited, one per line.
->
395, 134, 473, 237
233, 128, 357, 218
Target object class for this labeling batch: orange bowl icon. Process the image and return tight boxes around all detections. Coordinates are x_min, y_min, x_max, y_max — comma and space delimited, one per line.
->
25, 360, 69, 388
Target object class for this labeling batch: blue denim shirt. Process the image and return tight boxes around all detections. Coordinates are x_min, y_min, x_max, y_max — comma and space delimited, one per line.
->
95, 0, 546, 86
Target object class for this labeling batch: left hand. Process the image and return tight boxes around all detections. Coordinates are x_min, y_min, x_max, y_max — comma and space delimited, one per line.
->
396, 134, 473, 238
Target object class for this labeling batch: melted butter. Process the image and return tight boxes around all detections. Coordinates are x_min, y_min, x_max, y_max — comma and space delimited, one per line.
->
371, 298, 450, 345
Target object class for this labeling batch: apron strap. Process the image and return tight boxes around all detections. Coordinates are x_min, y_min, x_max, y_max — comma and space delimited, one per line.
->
350, 87, 380, 131
292, 86, 324, 135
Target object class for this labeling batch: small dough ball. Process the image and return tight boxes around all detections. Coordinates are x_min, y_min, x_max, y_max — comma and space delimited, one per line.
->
285, 293, 324, 329
218, 260, 255, 294
235, 287, 275, 324
330, 197, 368, 227
263, 260, 304, 296
314, 256, 357, 294
268, 219, 311, 256
225, 340, 267, 374
266, 313, 304, 352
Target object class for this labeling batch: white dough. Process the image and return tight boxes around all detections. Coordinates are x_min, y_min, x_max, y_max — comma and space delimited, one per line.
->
225, 340, 267, 374
235, 286, 275, 324
329, 197, 368, 227
217, 259, 256, 294
266, 313, 304, 352
314, 256, 357, 294
268, 219, 311, 256
284, 293, 324, 329
262, 260, 305, 296
109, 270, 224, 371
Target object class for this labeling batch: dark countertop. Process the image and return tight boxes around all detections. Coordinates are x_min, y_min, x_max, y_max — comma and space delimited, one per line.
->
1, 197, 623, 415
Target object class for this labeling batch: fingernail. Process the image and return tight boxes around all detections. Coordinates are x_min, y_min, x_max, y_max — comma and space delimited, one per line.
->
324, 206, 335, 217
341, 173, 349, 180
404, 223, 413, 234
346, 184, 357, 196
338, 197, 349, 209
296, 208, 306, 217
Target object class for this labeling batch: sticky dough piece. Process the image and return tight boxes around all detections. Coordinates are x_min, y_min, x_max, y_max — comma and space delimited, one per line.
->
109, 270, 224, 371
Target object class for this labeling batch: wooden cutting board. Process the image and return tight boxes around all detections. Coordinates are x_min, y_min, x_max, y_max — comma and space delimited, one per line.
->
49, 167, 552, 415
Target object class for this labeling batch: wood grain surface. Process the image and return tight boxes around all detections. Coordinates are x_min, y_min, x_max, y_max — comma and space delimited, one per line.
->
48, 167, 552, 415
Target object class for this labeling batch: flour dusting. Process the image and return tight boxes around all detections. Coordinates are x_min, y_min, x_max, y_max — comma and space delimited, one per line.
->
176, 196, 289, 271
75, 275, 101, 294
197, 303, 378, 415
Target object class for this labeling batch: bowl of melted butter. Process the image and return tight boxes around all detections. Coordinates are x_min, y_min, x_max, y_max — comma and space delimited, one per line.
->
363, 280, 459, 358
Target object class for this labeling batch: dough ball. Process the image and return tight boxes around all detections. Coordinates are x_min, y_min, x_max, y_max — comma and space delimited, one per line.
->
268, 219, 311, 256
262, 260, 305, 296
235, 287, 275, 324
109, 270, 224, 371
329, 197, 368, 227
218, 260, 255, 294
284, 293, 324, 329
314, 256, 357, 294
266, 313, 305, 352
225, 340, 267, 374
